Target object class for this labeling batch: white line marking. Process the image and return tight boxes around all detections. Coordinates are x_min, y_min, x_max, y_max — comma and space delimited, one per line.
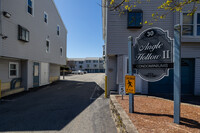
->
90, 85, 98, 100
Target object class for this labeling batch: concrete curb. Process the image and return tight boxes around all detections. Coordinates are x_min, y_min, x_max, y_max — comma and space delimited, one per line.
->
110, 95, 138, 133
1, 88, 25, 98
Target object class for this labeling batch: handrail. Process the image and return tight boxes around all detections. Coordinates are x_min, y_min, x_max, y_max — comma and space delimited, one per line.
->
10, 78, 22, 90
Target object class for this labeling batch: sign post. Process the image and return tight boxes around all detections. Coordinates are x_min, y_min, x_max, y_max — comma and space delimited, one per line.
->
128, 36, 134, 113
174, 24, 181, 124
119, 84, 125, 100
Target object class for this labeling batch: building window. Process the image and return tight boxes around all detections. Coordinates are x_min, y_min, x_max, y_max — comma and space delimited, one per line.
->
127, 10, 143, 28
93, 60, 98, 63
46, 40, 50, 53
57, 25, 60, 36
28, 0, 33, 15
94, 64, 97, 68
79, 61, 83, 64
79, 65, 82, 69
182, 13, 194, 36
44, 12, 48, 23
87, 64, 90, 68
9, 62, 19, 78
86, 60, 91, 63
60, 47, 63, 57
197, 13, 200, 36
18, 25, 29, 42
182, 12, 200, 36
99, 60, 103, 63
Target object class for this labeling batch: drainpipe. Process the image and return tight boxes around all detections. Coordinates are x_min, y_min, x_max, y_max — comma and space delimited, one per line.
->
104, 0, 109, 98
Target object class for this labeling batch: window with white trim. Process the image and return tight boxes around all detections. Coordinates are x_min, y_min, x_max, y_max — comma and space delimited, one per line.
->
28, 0, 33, 15
9, 62, 19, 78
46, 40, 50, 53
182, 12, 200, 36
44, 12, 48, 23
18, 25, 29, 42
197, 13, 200, 35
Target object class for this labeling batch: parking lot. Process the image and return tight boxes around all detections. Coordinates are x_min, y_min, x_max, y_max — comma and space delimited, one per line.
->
0, 73, 117, 133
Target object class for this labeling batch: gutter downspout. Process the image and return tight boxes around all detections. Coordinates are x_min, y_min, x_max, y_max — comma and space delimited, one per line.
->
105, 0, 109, 97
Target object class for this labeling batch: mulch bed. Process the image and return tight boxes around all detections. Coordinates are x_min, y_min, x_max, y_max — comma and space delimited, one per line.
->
116, 95, 200, 133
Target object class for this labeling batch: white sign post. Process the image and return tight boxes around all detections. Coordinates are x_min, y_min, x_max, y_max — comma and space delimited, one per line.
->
119, 84, 125, 100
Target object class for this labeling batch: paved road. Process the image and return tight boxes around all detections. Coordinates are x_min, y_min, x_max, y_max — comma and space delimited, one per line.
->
0, 73, 117, 133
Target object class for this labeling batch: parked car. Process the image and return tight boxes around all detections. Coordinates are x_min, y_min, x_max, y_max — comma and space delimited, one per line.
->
72, 70, 84, 75
83, 71, 87, 74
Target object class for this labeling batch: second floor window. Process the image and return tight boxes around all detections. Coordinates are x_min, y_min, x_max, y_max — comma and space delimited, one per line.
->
18, 25, 29, 42
127, 10, 143, 28
198, 13, 200, 36
46, 40, 50, 53
28, 0, 33, 15
93, 60, 98, 63
57, 25, 60, 36
44, 12, 48, 23
182, 12, 200, 36
60, 47, 63, 57
79, 61, 83, 64
86, 60, 91, 63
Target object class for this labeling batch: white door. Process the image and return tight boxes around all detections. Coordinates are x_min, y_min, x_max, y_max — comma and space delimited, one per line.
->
40, 63, 49, 86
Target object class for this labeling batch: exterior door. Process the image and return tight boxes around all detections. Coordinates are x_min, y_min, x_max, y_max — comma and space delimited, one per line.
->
33, 62, 39, 87
149, 58, 195, 95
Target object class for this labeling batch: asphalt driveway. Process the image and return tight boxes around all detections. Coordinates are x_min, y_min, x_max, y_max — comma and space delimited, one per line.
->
0, 73, 117, 133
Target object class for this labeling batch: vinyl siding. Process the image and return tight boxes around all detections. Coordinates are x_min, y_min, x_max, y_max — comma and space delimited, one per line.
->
49, 64, 60, 77
182, 43, 200, 58
116, 55, 123, 84
0, 58, 21, 83
106, 0, 174, 55
1, 0, 66, 65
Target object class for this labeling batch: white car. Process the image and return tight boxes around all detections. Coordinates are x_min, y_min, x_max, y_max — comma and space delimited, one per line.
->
72, 70, 84, 75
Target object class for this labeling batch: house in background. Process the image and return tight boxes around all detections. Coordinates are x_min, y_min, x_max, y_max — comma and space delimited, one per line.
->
102, 0, 200, 96
0, 0, 67, 97
68, 57, 105, 73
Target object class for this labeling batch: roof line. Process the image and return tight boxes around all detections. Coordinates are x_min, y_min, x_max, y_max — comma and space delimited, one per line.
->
51, 0, 68, 33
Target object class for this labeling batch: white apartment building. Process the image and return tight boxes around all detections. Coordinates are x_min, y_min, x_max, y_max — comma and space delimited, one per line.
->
68, 57, 105, 73
0, 0, 67, 97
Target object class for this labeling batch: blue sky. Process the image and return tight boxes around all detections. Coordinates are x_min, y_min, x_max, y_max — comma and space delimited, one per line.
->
54, 0, 104, 58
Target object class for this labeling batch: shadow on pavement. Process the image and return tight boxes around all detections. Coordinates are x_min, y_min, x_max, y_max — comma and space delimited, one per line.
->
0, 80, 104, 132
134, 111, 200, 129
145, 94, 200, 106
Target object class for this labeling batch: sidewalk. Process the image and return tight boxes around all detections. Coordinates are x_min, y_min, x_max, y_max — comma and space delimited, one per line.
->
110, 95, 200, 133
